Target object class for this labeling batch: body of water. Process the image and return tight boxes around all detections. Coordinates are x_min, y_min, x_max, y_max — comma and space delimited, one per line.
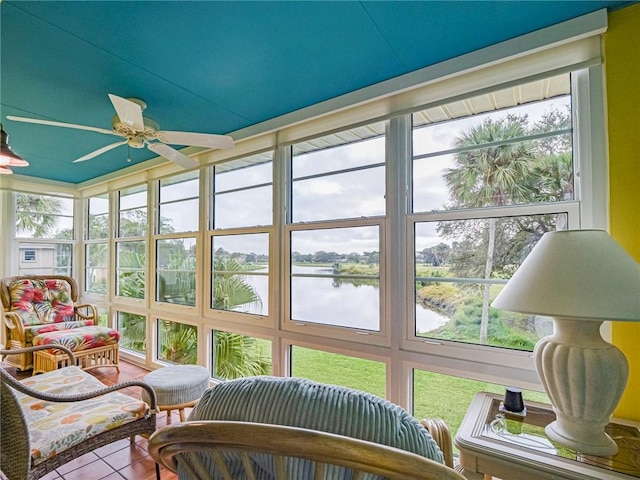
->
240, 265, 450, 333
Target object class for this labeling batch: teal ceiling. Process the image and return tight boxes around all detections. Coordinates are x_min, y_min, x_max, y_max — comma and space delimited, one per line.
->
0, 1, 632, 184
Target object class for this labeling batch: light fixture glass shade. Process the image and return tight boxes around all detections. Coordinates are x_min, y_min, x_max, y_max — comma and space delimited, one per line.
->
492, 229, 640, 321
492, 229, 640, 456
0, 123, 29, 172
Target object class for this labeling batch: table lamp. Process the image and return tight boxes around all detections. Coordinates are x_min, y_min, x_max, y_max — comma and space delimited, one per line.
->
492, 229, 640, 456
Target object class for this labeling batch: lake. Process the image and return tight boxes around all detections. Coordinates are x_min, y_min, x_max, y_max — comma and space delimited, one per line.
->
240, 265, 450, 333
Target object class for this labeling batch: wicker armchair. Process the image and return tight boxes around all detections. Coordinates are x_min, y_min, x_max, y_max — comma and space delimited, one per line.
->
150, 376, 462, 479
149, 421, 466, 479
0, 345, 157, 480
1, 275, 99, 370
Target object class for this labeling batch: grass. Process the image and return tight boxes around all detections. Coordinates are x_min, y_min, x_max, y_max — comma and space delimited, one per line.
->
290, 345, 549, 446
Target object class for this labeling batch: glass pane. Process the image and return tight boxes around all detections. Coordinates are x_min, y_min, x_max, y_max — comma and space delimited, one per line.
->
212, 330, 272, 380
292, 166, 385, 222
159, 198, 199, 234
15, 193, 74, 239
213, 156, 273, 229
290, 226, 379, 331
413, 96, 573, 213
160, 171, 199, 203
116, 241, 146, 299
214, 186, 272, 229
157, 319, 198, 365
215, 157, 272, 192
412, 369, 549, 449
291, 130, 386, 223
211, 234, 269, 315
18, 241, 72, 276
119, 186, 147, 209
85, 243, 108, 294
54, 244, 72, 275
291, 346, 386, 397
117, 311, 146, 354
96, 307, 108, 327
157, 238, 197, 306
119, 186, 147, 237
414, 215, 567, 348
88, 195, 109, 240
119, 207, 147, 237
292, 127, 385, 178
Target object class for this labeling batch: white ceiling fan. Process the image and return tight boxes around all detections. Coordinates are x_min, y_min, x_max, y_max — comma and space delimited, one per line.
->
7, 94, 234, 169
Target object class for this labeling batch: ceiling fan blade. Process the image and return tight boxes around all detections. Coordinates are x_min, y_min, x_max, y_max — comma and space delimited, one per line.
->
156, 130, 234, 150
6, 115, 114, 135
73, 140, 127, 163
147, 142, 199, 169
108, 94, 144, 131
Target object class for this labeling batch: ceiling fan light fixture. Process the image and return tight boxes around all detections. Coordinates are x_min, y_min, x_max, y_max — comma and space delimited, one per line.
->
0, 123, 29, 172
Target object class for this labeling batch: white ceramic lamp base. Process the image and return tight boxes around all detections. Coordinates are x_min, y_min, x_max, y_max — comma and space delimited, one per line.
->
534, 317, 629, 457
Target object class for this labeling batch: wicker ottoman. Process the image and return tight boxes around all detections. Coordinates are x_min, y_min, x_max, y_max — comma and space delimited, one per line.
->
141, 365, 210, 422
32, 325, 120, 374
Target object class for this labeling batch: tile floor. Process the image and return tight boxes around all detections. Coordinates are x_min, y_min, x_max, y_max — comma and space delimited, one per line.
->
4, 360, 187, 480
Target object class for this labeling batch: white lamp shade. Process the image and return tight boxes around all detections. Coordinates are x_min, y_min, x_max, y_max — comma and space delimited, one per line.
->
492, 230, 640, 321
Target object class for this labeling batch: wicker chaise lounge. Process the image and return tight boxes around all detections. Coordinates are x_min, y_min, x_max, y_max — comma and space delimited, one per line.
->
0, 345, 158, 480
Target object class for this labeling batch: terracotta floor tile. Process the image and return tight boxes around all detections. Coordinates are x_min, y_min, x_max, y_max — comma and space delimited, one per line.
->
102, 443, 149, 470
99, 473, 126, 480
93, 438, 131, 458
61, 459, 116, 480
56, 451, 99, 475
38, 470, 61, 480
117, 456, 160, 480
159, 468, 178, 480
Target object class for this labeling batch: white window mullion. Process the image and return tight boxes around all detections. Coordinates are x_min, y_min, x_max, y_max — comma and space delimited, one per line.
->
385, 115, 411, 407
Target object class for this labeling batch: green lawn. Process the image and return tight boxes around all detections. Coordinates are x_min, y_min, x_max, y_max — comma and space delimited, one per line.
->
290, 345, 549, 446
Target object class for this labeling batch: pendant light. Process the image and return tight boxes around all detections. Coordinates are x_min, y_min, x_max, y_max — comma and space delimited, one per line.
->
0, 123, 29, 174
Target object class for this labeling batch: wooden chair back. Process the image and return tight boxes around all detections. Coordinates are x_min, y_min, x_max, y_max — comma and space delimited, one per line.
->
149, 420, 466, 480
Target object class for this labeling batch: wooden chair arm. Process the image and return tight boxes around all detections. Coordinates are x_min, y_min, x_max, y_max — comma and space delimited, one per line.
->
3, 311, 25, 337
75, 303, 98, 322
1, 344, 76, 364
422, 417, 455, 468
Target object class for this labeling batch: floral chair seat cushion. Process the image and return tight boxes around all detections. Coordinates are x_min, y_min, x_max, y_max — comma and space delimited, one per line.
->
23, 320, 95, 345
15, 366, 148, 465
8, 279, 76, 326
33, 326, 120, 353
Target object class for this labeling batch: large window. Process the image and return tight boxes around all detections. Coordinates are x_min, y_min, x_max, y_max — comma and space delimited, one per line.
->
155, 172, 199, 307
15, 192, 74, 275
209, 153, 273, 320
410, 76, 575, 353
286, 123, 386, 338
85, 194, 109, 294
116, 185, 147, 300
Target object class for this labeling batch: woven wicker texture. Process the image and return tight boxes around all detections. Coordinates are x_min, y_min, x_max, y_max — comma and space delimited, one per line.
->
0, 345, 157, 480
189, 375, 444, 464
141, 365, 210, 407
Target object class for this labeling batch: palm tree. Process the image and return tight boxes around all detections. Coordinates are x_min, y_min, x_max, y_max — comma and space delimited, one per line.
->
212, 257, 270, 379
212, 258, 263, 312
443, 116, 537, 344
16, 193, 62, 238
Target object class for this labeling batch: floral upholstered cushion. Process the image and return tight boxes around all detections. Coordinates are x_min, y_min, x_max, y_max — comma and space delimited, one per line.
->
15, 366, 148, 465
9, 279, 75, 326
23, 320, 95, 344
32, 326, 120, 353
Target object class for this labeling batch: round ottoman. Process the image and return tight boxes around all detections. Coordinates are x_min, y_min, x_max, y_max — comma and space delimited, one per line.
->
141, 365, 210, 422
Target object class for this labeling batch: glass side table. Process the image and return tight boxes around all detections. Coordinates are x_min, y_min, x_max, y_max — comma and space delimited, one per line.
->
454, 392, 640, 480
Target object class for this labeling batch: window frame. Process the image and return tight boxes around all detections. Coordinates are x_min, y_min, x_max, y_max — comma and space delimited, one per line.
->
57, 13, 608, 404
